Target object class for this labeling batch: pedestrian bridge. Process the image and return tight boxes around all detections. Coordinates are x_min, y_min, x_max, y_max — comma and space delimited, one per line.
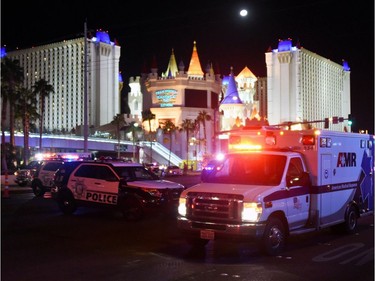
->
3, 133, 183, 166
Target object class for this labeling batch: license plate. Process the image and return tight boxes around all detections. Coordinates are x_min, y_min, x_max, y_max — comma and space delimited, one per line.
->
200, 230, 215, 240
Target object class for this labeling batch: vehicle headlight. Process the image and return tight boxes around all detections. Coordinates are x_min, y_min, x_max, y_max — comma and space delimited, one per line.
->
142, 188, 162, 198
242, 202, 262, 222
178, 198, 187, 216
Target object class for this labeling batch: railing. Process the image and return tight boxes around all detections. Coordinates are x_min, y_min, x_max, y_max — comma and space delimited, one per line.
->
139, 141, 182, 166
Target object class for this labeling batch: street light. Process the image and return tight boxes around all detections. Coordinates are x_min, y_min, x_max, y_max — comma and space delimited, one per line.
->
132, 123, 139, 162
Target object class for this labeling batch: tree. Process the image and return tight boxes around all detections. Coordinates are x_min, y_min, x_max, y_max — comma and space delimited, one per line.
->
1, 57, 24, 171
142, 109, 156, 163
111, 114, 127, 159
180, 118, 195, 168
161, 120, 177, 167
32, 79, 55, 152
15, 87, 39, 165
197, 110, 211, 154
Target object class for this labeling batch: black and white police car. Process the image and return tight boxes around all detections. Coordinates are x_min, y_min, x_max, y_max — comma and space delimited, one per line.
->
52, 160, 185, 221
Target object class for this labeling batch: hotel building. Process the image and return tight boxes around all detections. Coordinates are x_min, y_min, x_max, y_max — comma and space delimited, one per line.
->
6, 30, 121, 133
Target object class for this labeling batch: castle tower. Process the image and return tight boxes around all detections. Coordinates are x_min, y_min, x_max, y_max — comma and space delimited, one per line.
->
128, 41, 222, 163
219, 67, 245, 130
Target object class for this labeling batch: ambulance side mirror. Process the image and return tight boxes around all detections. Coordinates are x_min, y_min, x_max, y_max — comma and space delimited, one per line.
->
286, 171, 311, 188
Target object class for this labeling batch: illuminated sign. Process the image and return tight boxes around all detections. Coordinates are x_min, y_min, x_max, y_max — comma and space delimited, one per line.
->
155, 89, 177, 107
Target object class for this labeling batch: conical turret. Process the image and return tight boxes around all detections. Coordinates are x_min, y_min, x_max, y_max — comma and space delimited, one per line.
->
162, 48, 178, 78
187, 41, 204, 78
221, 67, 242, 105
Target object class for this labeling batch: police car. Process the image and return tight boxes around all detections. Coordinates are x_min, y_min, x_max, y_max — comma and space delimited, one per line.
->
52, 160, 185, 221
30, 153, 92, 196
31, 160, 65, 196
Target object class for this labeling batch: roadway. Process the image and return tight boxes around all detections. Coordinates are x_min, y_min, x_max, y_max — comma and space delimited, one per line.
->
1, 174, 374, 281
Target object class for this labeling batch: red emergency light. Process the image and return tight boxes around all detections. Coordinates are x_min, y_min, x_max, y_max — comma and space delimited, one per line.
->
301, 135, 315, 145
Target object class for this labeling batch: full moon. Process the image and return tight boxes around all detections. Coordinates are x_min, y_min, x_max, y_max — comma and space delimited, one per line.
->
240, 9, 248, 17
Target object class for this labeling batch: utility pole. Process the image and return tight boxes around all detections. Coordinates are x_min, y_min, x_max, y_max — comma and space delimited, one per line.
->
83, 20, 88, 152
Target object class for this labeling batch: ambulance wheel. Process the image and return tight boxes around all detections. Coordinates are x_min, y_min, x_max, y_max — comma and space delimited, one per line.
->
32, 181, 45, 197
344, 206, 358, 234
122, 197, 143, 221
58, 193, 77, 215
333, 205, 358, 234
261, 217, 286, 256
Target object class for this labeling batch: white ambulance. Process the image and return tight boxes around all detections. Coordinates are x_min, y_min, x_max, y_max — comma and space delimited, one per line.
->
177, 127, 374, 255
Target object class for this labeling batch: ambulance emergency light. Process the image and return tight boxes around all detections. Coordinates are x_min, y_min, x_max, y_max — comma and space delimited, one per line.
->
228, 133, 277, 151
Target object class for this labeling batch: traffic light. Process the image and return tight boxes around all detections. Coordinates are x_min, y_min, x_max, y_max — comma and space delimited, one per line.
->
324, 118, 329, 129
347, 114, 352, 126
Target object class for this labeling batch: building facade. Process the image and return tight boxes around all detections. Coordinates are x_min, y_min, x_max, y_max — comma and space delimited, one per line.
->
266, 39, 351, 131
128, 42, 223, 164
6, 30, 121, 133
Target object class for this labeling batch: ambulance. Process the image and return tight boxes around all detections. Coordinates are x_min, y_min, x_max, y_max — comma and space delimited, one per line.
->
177, 127, 374, 255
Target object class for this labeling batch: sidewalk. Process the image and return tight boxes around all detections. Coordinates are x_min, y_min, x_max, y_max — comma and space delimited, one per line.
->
186, 170, 201, 176
1, 174, 32, 195
1, 174, 16, 186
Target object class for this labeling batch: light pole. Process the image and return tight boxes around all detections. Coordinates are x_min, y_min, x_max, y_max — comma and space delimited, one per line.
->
132, 123, 139, 162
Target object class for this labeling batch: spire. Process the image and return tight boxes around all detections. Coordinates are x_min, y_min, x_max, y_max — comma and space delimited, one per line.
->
178, 59, 185, 72
221, 67, 242, 105
187, 41, 204, 78
162, 48, 178, 78
141, 59, 149, 74
209, 62, 215, 76
150, 55, 158, 74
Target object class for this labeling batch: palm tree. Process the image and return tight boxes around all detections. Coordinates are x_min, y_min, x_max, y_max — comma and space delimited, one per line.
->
161, 120, 177, 167
15, 87, 39, 165
193, 118, 201, 154
1, 57, 24, 171
180, 118, 195, 169
197, 110, 211, 154
111, 114, 127, 159
32, 78, 55, 152
141, 109, 156, 163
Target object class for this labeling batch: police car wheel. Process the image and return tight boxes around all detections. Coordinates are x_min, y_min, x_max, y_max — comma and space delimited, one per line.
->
261, 217, 286, 256
32, 182, 45, 197
58, 195, 77, 215
122, 197, 143, 221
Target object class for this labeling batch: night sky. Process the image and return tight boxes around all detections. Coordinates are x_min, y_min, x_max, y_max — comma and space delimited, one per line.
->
1, 0, 374, 133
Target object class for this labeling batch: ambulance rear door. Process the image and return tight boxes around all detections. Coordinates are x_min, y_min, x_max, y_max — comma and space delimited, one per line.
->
319, 154, 333, 224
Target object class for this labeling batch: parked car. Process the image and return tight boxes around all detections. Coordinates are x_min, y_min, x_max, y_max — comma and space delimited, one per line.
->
52, 160, 185, 221
163, 165, 183, 176
31, 160, 65, 196
143, 163, 160, 175
14, 161, 41, 187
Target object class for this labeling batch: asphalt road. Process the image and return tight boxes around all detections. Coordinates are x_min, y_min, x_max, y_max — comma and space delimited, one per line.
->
1, 175, 374, 281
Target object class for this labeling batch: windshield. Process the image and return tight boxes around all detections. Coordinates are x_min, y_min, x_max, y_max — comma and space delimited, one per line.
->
201, 154, 286, 185
114, 166, 159, 181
